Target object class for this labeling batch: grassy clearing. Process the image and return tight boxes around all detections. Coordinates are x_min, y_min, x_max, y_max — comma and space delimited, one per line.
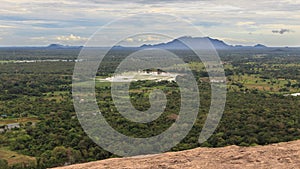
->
0, 60, 16, 64
73, 80, 111, 88
44, 91, 69, 101
0, 147, 36, 166
0, 117, 39, 125
229, 74, 300, 93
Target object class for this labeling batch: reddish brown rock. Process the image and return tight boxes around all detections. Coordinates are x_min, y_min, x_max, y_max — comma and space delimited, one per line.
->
52, 140, 300, 169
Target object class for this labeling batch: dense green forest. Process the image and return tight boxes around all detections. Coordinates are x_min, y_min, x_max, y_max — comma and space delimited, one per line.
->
0, 48, 299, 168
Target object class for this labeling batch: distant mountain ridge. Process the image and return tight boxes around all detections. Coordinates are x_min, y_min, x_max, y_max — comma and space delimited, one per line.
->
141, 36, 232, 50
3, 37, 297, 50
47, 44, 83, 49
44, 38, 270, 50
139, 36, 270, 50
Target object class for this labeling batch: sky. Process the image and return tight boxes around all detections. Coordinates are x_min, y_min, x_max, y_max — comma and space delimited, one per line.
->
0, 0, 299, 47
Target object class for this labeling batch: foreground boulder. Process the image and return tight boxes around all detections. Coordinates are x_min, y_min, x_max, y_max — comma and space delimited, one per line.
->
53, 140, 300, 169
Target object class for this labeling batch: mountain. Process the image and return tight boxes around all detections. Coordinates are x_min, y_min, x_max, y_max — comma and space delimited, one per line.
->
137, 36, 276, 50
52, 140, 300, 169
0, 37, 289, 51
254, 44, 267, 48
47, 44, 82, 49
140, 36, 232, 50
47, 44, 65, 49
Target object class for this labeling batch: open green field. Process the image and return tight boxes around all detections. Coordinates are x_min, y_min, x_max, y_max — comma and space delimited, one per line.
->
44, 91, 70, 102
228, 74, 300, 93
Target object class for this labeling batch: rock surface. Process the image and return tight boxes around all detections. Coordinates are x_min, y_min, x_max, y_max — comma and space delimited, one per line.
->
52, 140, 300, 169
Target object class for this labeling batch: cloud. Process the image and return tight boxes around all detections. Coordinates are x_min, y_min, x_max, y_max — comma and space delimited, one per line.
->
272, 29, 294, 34
124, 35, 162, 43
121, 35, 171, 46
216, 37, 254, 45
193, 21, 222, 27
0, 25, 15, 28
138, 35, 162, 42
30, 36, 46, 40
55, 34, 87, 41
1, 0, 300, 46
82, 0, 201, 5
236, 21, 256, 26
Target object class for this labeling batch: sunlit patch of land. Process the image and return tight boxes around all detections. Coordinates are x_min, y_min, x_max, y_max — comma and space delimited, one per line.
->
97, 71, 179, 82
0, 117, 39, 125
0, 147, 36, 166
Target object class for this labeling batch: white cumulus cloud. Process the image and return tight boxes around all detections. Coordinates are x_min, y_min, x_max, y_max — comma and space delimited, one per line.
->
236, 22, 256, 26
55, 34, 87, 41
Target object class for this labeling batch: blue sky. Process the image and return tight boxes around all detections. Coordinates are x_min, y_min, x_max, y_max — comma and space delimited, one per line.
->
0, 0, 299, 46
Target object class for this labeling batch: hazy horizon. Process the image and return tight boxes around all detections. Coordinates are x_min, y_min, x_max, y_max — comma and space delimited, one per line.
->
0, 36, 299, 48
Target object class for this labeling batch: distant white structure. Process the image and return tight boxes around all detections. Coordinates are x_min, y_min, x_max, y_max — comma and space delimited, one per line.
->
5, 123, 20, 130
103, 71, 178, 82
210, 78, 226, 83
291, 93, 300, 96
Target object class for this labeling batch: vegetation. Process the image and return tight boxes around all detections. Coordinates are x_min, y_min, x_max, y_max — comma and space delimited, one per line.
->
0, 48, 299, 168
